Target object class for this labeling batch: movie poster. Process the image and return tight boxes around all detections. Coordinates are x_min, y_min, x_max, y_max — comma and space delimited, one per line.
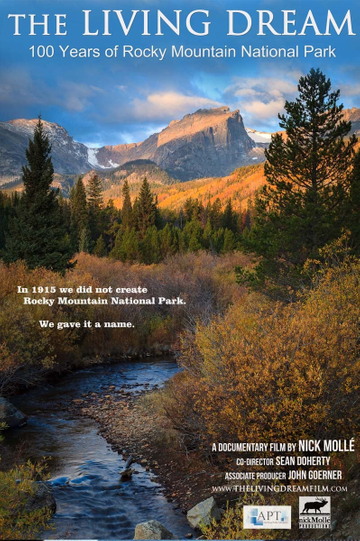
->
0, 1, 359, 540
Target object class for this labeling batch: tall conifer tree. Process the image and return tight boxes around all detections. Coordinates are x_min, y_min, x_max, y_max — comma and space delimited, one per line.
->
121, 179, 133, 229
72, 177, 88, 232
238, 68, 357, 297
5, 117, 74, 272
134, 177, 157, 235
87, 173, 103, 242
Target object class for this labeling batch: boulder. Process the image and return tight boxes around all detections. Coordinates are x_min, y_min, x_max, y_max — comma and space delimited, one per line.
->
0, 397, 27, 428
186, 496, 221, 529
24, 482, 56, 515
133, 520, 177, 540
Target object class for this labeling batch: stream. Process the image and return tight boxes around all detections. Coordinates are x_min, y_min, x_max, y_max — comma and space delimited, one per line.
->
2, 358, 192, 540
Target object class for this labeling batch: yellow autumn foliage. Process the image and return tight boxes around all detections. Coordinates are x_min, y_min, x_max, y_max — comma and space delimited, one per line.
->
167, 255, 360, 447
0, 460, 52, 540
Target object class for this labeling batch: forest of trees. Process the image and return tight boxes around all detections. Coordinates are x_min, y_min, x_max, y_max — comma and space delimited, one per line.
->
0, 171, 248, 268
1, 69, 359, 292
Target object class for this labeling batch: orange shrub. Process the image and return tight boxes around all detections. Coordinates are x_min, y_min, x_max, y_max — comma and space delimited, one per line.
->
166, 256, 360, 448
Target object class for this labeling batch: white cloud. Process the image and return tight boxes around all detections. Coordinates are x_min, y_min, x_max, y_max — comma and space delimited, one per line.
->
244, 99, 285, 120
132, 91, 222, 121
224, 74, 299, 128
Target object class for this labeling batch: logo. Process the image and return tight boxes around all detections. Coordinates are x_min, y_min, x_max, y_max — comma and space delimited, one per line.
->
243, 506, 291, 529
299, 497, 331, 529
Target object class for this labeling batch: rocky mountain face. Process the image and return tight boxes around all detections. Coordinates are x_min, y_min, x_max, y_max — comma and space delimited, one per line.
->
343, 107, 360, 135
92, 107, 258, 181
2, 106, 357, 186
0, 119, 92, 182
0, 107, 261, 183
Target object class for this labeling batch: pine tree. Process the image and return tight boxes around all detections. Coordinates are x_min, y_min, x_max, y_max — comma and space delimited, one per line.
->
5, 116, 74, 272
109, 229, 123, 260
238, 68, 357, 297
93, 234, 107, 257
70, 176, 88, 251
103, 199, 121, 250
211, 227, 225, 253
186, 219, 203, 252
223, 228, 236, 253
159, 223, 177, 258
110, 228, 139, 262
87, 173, 103, 242
222, 199, 237, 233
203, 220, 213, 250
210, 198, 222, 229
87, 174, 103, 208
72, 177, 88, 232
0, 192, 14, 253
121, 228, 139, 262
121, 179, 133, 229
346, 149, 360, 253
140, 226, 161, 264
78, 227, 91, 253
133, 177, 157, 235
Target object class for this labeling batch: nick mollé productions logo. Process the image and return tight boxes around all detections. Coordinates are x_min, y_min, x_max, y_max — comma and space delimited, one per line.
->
299, 497, 331, 529
243, 506, 291, 529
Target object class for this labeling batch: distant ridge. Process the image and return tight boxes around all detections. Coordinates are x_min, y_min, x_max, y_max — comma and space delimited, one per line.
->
1, 106, 358, 185
0, 107, 264, 183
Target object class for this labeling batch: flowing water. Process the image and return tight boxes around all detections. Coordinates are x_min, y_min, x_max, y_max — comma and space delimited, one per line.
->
2, 359, 192, 540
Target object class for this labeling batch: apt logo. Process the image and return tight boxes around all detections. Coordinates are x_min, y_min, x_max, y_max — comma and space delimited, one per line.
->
243, 505, 292, 529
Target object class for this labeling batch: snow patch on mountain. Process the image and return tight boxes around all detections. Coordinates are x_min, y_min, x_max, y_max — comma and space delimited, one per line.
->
246, 128, 272, 144
87, 147, 119, 169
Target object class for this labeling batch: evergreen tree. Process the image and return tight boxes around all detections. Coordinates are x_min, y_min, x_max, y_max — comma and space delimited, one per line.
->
159, 223, 178, 258
93, 234, 107, 257
121, 228, 139, 262
5, 117, 74, 272
140, 226, 161, 264
203, 220, 213, 250
78, 227, 91, 253
109, 229, 123, 260
211, 227, 225, 253
133, 177, 157, 235
186, 219, 203, 252
72, 177, 88, 231
238, 68, 357, 297
110, 227, 139, 262
0, 192, 14, 253
222, 199, 237, 233
223, 228, 236, 253
87, 174, 103, 208
70, 176, 88, 250
121, 179, 133, 229
184, 198, 195, 222
87, 173, 103, 242
210, 198, 222, 229
346, 150, 360, 254
103, 199, 121, 250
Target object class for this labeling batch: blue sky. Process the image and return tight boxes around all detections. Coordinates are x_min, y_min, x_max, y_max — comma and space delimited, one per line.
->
1, 0, 360, 147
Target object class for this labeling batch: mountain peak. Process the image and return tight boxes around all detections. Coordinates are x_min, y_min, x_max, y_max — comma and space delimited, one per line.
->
0, 105, 266, 182
192, 105, 230, 115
